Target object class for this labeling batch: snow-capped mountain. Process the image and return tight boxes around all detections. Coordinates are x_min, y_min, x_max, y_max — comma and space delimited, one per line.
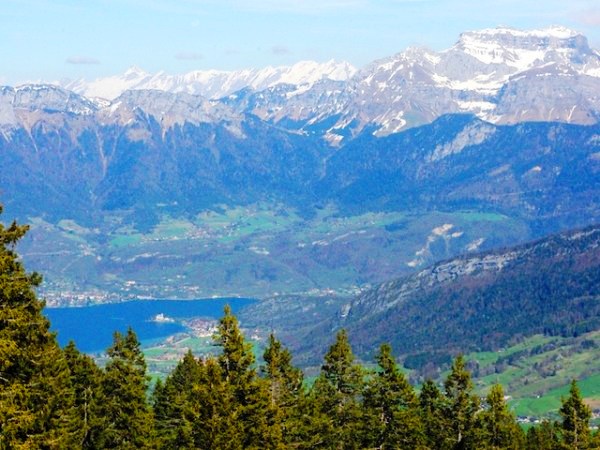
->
239, 25, 600, 140
61, 60, 357, 100
7, 26, 600, 143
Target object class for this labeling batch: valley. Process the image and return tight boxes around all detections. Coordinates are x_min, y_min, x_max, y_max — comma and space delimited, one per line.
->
23, 203, 527, 306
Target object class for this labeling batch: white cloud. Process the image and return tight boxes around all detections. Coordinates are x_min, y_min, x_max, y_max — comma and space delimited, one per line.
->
175, 52, 203, 61
271, 45, 291, 55
66, 56, 100, 65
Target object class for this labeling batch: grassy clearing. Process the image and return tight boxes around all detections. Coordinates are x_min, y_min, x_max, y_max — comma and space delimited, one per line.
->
142, 330, 264, 378
469, 335, 555, 370
452, 211, 508, 222
464, 331, 600, 418
511, 373, 600, 417
150, 218, 195, 239
109, 234, 143, 248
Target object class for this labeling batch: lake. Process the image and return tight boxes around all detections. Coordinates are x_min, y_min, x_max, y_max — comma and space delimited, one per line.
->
44, 298, 256, 353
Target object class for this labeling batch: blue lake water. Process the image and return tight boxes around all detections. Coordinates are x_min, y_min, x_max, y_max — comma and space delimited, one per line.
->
44, 298, 256, 353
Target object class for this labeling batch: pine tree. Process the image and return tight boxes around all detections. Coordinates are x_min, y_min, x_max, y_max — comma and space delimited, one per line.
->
420, 378, 452, 449
262, 333, 304, 446
444, 355, 480, 449
97, 327, 153, 448
64, 340, 104, 448
153, 350, 202, 449
525, 420, 560, 450
189, 356, 245, 450
558, 380, 591, 450
262, 333, 303, 407
0, 208, 78, 448
216, 304, 255, 385
362, 343, 424, 449
476, 384, 524, 449
310, 329, 364, 449
213, 305, 282, 449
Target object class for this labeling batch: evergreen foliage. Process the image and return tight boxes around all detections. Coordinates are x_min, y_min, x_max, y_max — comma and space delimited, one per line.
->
362, 343, 424, 448
476, 384, 525, 449
525, 420, 560, 450
153, 350, 202, 448
558, 380, 592, 449
214, 305, 283, 449
97, 328, 153, 449
64, 340, 104, 448
443, 354, 480, 449
262, 333, 304, 447
420, 378, 452, 449
0, 208, 78, 448
188, 356, 245, 449
311, 329, 365, 449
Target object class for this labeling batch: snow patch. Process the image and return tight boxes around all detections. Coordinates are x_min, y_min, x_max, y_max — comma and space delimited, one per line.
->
61, 60, 357, 100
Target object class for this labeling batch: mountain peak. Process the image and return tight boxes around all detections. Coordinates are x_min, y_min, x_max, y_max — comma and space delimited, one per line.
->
468, 25, 580, 39
124, 65, 149, 77
452, 25, 592, 69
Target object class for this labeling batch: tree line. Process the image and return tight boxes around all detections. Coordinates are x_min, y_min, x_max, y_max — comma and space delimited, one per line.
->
1, 210, 599, 449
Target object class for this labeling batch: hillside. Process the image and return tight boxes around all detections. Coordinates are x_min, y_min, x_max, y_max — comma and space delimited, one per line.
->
241, 225, 600, 366
338, 225, 600, 359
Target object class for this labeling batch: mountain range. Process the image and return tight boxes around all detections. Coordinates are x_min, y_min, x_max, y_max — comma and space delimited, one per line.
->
50, 25, 600, 142
0, 26, 598, 302
61, 59, 357, 101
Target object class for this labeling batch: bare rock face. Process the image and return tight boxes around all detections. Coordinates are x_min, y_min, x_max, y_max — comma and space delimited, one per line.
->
338, 27, 600, 136
492, 65, 600, 125
12, 85, 97, 115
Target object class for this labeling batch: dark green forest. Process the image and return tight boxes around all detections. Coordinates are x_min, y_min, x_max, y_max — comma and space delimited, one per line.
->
1, 211, 599, 449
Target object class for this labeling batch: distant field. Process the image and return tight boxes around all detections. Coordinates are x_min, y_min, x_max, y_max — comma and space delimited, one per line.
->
462, 331, 600, 418
453, 211, 508, 222
27, 202, 532, 304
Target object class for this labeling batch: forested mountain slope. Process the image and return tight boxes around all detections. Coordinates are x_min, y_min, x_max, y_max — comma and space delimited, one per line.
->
246, 225, 600, 364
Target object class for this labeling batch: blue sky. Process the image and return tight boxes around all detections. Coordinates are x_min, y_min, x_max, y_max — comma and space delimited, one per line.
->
2, 0, 600, 84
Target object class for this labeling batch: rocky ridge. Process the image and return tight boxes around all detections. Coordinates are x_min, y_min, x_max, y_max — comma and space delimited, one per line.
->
288, 224, 600, 362
1, 26, 597, 143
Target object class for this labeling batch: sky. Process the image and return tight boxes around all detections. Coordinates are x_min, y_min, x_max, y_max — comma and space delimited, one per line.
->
2, 0, 600, 85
